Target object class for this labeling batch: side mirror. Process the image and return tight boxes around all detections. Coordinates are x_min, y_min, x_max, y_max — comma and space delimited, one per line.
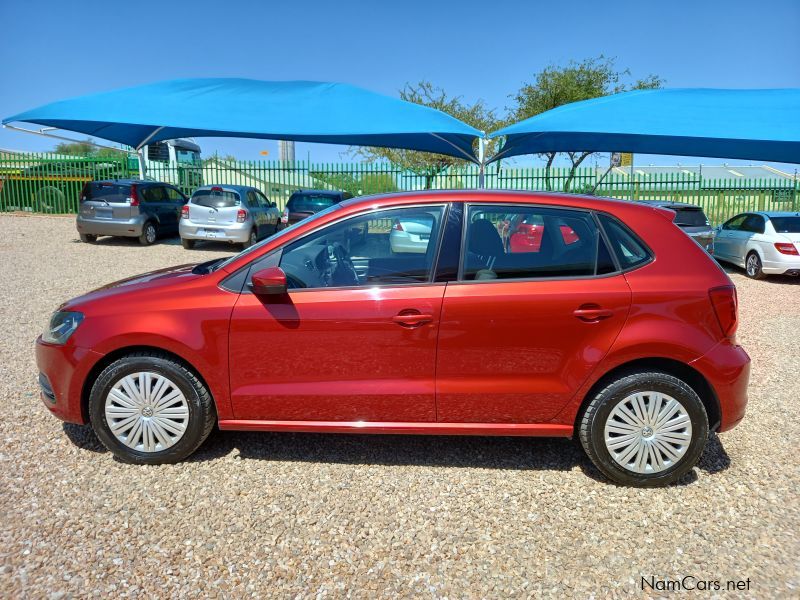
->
250, 266, 287, 295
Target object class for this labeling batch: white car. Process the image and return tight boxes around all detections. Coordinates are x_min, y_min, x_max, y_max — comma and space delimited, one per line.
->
389, 216, 434, 253
714, 211, 800, 279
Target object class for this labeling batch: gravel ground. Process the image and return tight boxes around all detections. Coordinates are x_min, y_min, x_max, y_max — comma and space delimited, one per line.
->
1, 213, 798, 598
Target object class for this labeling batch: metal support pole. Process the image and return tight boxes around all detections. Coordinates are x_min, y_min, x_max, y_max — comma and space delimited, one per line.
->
478, 138, 486, 189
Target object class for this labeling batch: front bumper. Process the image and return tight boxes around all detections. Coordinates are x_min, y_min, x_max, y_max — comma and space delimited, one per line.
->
689, 339, 750, 432
35, 336, 104, 424
179, 219, 250, 243
76, 215, 146, 237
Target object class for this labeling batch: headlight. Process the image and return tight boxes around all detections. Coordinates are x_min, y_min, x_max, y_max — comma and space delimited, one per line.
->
43, 311, 84, 345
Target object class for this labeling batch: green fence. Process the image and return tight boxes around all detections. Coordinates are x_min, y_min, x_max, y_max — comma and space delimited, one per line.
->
1, 151, 797, 225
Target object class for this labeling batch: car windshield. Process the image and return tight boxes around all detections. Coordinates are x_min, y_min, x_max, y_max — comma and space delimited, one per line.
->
673, 208, 709, 227
212, 202, 344, 271
770, 216, 800, 233
288, 194, 338, 212
175, 149, 201, 165
192, 189, 240, 208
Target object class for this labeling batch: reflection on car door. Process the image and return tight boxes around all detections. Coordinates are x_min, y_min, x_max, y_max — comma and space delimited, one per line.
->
228, 205, 447, 423
714, 215, 746, 261
435, 204, 632, 424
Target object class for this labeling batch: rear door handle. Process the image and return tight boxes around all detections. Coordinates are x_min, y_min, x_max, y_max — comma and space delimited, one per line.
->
392, 313, 433, 327
573, 306, 613, 322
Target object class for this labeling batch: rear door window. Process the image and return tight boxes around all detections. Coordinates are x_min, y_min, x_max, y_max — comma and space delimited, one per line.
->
462, 205, 612, 280
141, 186, 167, 203
741, 214, 765, 234
165, 187, 186, 203
192, 189, 240, 208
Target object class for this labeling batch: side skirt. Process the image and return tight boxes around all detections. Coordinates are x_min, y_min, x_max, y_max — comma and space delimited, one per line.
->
217, 420, 573, 437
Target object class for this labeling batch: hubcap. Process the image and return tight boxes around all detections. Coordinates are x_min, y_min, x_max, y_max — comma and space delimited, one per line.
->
146, 226, 156, 243
747, 255, 758, 275
604, 391, 692, 474
104, 372, 189, 453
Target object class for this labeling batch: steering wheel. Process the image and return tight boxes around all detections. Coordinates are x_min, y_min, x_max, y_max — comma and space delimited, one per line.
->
329, 242, 359, 286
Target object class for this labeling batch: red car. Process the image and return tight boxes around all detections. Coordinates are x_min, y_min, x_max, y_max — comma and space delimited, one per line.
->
36, 191, 749, 487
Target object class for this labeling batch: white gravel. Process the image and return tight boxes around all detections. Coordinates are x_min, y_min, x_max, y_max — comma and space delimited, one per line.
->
1, 213, 798, 598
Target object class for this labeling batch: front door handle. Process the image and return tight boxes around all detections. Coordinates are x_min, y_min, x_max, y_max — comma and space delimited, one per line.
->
573, 305, 613, 322
392, 312, 433, 327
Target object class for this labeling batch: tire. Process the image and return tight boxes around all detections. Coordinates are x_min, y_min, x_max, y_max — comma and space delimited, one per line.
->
139, 221, 158, 246
578, 371, 709, 487
242, 228, 257, 249
88, 352, 216, 465
79, 233, 97, 243
745, 251, 766, 280
181, 238, 196, 250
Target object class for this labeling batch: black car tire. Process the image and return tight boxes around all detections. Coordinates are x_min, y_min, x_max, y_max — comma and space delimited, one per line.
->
139, 222, 158, 246
79, 233, 97, 243
578, 370, 708, 487
181, 238, 196, 250
745, 251, 766, 280
88, 352, 216, 465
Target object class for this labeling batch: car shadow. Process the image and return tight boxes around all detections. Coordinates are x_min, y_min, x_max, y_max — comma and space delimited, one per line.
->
62, 423, 731, 485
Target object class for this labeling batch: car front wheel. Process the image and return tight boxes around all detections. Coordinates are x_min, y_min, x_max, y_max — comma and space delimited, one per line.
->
579, 371, 708, 487
181, 238, 195, 250
88, 352, 216, 464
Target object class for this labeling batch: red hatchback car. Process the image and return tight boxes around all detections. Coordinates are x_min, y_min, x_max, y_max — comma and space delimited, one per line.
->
36, 191, 750, 486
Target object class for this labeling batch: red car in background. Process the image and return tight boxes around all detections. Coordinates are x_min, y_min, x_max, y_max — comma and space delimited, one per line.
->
36, 191, 749, 487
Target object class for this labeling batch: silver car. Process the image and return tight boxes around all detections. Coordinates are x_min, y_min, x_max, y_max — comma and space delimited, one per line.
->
714, 211, 800, 279
179, 185, 281, 249
389, 214, 435, 253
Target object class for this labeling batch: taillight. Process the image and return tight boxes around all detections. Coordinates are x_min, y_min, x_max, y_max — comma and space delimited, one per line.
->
774, 242, 799, 255
236, 209, 247, 223
281, 207, 289, 224
181, 205, 190, 220
129, 183, 139, 207
392, 219, 404, 232
709, 285, 738, 339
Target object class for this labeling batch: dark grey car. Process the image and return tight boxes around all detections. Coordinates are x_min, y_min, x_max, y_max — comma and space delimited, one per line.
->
76, 180, 188, 245
638, 200, 715, 253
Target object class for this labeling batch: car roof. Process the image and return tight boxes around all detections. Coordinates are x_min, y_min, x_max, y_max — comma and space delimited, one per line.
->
290, 189, 345, 196
94, 179, 157, 185
193, 184, 254, 194
635, 200, 703, 210
758, 211, 800, 218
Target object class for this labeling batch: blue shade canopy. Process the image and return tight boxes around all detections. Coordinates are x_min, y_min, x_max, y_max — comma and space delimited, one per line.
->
3, 78, 482, 162
490, 88, 800, 164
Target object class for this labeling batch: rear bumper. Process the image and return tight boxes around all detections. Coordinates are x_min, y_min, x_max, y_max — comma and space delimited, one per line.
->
76, 215, 146, 237
686, 231, 715, 254
35, 336, 104, 425
179, 220, 250, 243
689, 339, 750, 432
762, 255, 800, 275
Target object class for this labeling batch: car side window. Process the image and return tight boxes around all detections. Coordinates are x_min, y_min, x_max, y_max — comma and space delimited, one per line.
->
462, 205, 613, 280
141, 186, 166, 203
256, 190, 272, 208
246, 191, 260, 209
741, 215, 765, 234
279, 206, 445, 289
597, 214, 651, 270
723, 215, 747, 231
165, 187, 185, 203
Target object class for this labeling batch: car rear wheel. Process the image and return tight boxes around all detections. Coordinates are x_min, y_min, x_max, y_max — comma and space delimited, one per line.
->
181, 238, 195, 250
578, 371, 708, 487
745, 251, 766, 280
88, 352, 216, 464
139, 222, 158, 246
242, 228, 257, 249
79, 233, 97, 243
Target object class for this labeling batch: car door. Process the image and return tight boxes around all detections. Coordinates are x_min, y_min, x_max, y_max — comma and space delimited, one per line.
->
714, 214, 746, 261
245, 190, 265, 239
228, 204, 449, 422
435, 204, 632, 424
164, 186, 187, 231
739, 214, 766, 259
256, 190, 279, 233
141, 185, 174, 230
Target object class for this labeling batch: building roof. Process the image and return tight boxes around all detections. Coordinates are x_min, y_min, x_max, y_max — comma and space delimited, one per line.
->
612, 165, 795, 180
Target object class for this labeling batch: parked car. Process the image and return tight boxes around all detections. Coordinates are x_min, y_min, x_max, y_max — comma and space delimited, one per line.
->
179, 185, 280, 249
36, 191, 749, 487
280, 190, 353, 227
76, 179, 187, 245
714, 211, 800, 279
389, 214, 435, 253
636, 201, 715, 253
496, 213, 579, 253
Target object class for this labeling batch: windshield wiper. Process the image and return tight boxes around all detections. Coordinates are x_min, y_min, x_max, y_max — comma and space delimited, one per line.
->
192, 257, 226, 275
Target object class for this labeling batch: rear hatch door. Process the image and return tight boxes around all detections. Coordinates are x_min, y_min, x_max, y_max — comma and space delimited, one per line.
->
189, 189, 241, 225
80, 182, 134, 219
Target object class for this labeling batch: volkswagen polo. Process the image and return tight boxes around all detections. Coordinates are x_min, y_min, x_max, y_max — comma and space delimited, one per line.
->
36, 191, 750, 487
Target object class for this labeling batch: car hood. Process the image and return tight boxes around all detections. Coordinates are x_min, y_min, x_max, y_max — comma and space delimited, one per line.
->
60, 263, 201, 311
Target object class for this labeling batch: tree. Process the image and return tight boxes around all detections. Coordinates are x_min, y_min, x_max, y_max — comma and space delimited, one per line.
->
352, 81, 505, 189
509, 56, 664, 191
53, 139, 126, 159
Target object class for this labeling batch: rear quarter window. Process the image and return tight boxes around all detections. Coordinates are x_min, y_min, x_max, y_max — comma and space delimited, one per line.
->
598, 214, 652, 269
192, 190, 240, 208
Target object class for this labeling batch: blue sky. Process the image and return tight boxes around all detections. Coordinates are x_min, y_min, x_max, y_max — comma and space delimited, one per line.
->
1, 0, 798, 169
